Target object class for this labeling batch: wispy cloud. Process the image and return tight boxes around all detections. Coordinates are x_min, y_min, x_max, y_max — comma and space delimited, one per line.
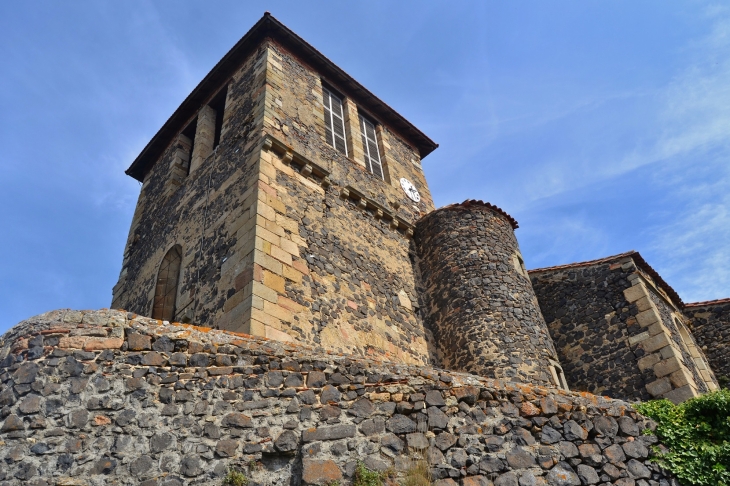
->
510, 7, 730, 208
648, 180, 730, 301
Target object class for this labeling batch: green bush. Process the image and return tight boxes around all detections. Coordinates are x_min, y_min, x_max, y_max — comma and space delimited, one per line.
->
222, 467, 249, 486
636, 389, 730, 486
353, 461, 384, 486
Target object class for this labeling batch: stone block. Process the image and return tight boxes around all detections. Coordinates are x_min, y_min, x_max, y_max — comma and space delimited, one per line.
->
645, 377, 672, 397
634, 296, 653, 312
637, 353, 660, 371
269, 324, 296, 342
252, 281, 278, 304
264, 216, 286, 237
647, 322, 665, 337
623, 284, 649, 303
224, 289, 247, 313
127, 333, 151, 351
636, 309, 661, 328
699, 369, 713, 382
301, 459, 342, 485
282, 264, 303, 283
84, 337, 123, 351
302, 425, 356, 442
291, 259, 309, 275
255, 201, 276, 222
263, 300, 294, 323
279, 237, 300, 256
251, 308, 283, 330
265, 194, 286, 214
638, 333, 671, 354
257, 225, 281, 246
59, 336, 87, 349
253, 249, 283, 275
653, 356, 681, 378
270, 245, 293, 265
663, 384, 698, 404
278, 296, 305, 313
627, 332, 649, 346
669, 369, 692, 388
660, 345, 679, 360
263, 270, 286, 294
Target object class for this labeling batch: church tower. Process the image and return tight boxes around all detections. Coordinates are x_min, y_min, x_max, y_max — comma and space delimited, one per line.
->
112, 13, 439, 365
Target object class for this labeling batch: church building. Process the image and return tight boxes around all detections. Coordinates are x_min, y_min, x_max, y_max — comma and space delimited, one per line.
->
113, 13, 728, 403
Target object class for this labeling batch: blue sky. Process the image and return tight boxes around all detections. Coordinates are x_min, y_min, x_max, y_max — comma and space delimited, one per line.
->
1, 2, 728, 333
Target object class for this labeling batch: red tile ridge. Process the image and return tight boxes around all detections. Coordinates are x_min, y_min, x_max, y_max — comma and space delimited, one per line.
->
528, 251, 638, 274
528, 250, 684, 308
437, 199, 519, 229
684, 297, 730, 308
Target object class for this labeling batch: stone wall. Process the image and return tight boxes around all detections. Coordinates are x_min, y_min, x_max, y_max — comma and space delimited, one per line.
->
414, 201, 560, 387
686, 298, 730, 385
530, 259, 651, 401
639, 279, 715, 399
112, 33, 439, 365
530, 253, 718, 403
0, 309, 677, 486
244, 40, 437, 365
111, 44, 267, 327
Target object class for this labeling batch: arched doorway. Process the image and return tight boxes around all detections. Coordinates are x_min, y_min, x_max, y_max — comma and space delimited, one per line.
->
152, 245, 182, 321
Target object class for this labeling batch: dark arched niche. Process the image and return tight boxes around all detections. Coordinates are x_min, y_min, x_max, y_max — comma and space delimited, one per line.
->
152, 245, 182, 321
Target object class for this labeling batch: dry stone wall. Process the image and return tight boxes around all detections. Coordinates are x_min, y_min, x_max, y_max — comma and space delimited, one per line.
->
686, 298, 730, 385
414, 202, 560, 387
0, 309, 678, 486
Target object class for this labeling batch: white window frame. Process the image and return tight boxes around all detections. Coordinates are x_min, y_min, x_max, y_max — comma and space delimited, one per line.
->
359, 114, 384, 180
322, 87, 348, 156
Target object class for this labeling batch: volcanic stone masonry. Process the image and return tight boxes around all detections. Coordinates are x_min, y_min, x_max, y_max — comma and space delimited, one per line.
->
685, 298, 730, 385
111, 41, 267, 330
0, 309, 680, 486
414, 201, 562, 388
112, 14, 438, 366
106, 12, 726, 405
529, 252, 718, 404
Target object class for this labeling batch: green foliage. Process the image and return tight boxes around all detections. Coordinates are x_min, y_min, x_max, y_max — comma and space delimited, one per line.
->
636, 389, 730, 486
222, 467, 249, 486
353, 461, 384, 486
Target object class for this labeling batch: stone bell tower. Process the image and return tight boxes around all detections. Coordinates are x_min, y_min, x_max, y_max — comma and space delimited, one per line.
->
112, 13, 439, 366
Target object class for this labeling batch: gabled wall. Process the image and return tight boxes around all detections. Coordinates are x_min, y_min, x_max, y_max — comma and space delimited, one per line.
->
531, 255, 718, 403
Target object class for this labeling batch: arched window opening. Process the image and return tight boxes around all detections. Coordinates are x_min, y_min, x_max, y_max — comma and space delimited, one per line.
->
152, 246, 182, 321
548, 359, 569, 391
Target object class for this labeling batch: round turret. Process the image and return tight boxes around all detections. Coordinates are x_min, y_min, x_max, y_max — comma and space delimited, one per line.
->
414, 200, 561, 386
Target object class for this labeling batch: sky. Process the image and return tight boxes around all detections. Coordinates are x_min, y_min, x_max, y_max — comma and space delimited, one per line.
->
1, 1, 728, 333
